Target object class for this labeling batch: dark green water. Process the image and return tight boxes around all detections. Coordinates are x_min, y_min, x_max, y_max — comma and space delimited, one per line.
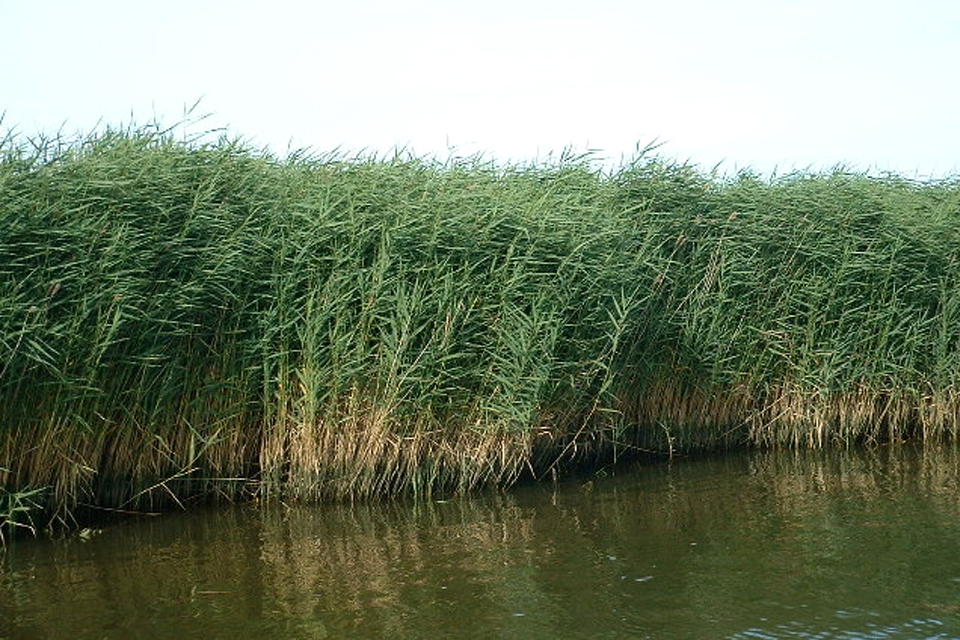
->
3, 445, 960, 639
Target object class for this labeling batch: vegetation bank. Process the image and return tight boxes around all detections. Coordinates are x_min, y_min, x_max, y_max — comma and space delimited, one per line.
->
2, 124, 959, 532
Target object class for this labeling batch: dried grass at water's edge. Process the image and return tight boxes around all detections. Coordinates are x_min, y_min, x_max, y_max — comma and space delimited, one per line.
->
6, 381, 960, 531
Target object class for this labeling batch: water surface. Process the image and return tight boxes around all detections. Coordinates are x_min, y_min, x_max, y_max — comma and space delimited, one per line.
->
3, 445, 960, 639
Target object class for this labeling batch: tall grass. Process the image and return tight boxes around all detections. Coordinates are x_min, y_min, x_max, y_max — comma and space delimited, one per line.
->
2, 123, 960, 525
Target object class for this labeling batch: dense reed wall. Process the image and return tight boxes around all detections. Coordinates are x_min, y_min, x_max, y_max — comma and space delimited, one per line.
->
2, 126, 960, 527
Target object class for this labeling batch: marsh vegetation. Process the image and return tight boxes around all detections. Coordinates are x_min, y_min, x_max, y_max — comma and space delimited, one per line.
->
2, 123, 959, 529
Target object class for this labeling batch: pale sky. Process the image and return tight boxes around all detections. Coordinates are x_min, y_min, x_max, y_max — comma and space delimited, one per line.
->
3, 0, 959, 176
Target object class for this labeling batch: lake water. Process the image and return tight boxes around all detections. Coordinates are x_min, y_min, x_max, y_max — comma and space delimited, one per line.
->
3, 444, 960, 639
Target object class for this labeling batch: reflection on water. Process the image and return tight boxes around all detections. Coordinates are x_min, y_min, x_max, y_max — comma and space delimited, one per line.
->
3, 444, 960, 639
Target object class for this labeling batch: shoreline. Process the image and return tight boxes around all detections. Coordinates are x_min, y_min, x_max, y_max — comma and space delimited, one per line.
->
3, 125, 960, 533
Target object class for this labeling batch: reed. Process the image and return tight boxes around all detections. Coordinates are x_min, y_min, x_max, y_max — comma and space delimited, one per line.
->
2, 122, 960, 528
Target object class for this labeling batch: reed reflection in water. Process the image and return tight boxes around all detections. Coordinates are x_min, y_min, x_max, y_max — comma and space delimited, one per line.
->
3, 444, 960, 639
